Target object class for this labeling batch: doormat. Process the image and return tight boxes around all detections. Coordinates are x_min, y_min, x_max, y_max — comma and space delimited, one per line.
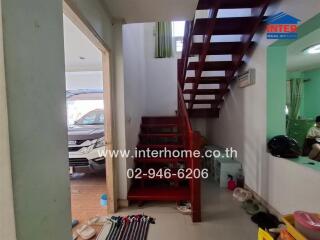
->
96, 215, 155, 240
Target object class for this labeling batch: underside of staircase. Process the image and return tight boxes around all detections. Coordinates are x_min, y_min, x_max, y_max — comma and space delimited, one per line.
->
181, 0, 271, 118
127, 0, 271, 222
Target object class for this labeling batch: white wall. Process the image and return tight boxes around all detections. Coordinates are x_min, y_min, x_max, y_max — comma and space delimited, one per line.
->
0, 1, 16, 239
144, 23, 178, 116
123, 23, 147, 190
204, 0, 320, 214
123, 22, 178, 118
266, 156, 320, 214
65, 71, 103, 90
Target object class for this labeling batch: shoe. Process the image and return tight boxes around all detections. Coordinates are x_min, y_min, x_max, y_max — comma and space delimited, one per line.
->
242, 199, 266, 215
76, 225, 96, 240
177, 203, 192, 215
233, 188, 252, 202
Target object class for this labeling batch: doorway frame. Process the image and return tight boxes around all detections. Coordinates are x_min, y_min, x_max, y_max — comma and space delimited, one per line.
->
63, 1, 117, 213
267, 13, 320, 140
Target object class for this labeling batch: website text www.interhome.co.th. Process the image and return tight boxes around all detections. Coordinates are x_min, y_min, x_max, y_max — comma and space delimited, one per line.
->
98, 147, 238, 159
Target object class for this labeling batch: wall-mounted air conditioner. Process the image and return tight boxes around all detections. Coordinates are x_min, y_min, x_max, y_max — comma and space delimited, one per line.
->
238, 69, 255, 88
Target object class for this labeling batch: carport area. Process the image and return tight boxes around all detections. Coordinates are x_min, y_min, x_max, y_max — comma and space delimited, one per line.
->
64, 12, 109, 239
70, 169, 107, 235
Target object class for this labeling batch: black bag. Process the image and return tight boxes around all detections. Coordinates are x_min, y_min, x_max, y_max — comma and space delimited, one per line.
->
251, 212, 281, 230
268, 135, 301, 158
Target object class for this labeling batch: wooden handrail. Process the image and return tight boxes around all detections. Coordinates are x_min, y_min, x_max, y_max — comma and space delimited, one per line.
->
177, 83, 192, 132
177, 23, 201, 221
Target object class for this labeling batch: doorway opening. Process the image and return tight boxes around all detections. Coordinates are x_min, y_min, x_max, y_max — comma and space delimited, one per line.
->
63, 2, 115, 238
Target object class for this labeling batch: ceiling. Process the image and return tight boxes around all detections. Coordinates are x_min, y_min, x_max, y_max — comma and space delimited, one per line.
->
287, 27, 320, 72
63, 15, 102, 72
103, 0, 198, 23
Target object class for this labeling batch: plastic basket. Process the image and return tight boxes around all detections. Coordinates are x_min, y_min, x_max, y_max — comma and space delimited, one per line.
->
282, 214, 307, 240
258, 228, 274, 240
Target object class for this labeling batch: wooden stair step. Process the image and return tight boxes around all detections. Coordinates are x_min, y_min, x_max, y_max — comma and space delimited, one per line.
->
187, 61, 243, 71
190, 42, 253, 55
137, 144, 184, 150
185, 99, 223, 105
185, 77, 227, 84
141, 123, 178, 129
188, 108, 220, 118
141, 116, 178, 124
197, 0, 265, 10
135, 157, 186, 164
127, 186, 190, 201
183, 89, 229, 95
193, 17, 258, 35
140, 133, 181, 138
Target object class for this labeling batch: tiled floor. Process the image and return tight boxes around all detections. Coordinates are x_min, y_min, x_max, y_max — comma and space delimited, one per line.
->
70, 168, 107, 240
98, 180, 258, 240
71, 172, 258, 240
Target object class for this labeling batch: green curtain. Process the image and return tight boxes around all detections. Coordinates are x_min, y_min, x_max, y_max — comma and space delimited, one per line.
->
155, 22, 172, 58
287, 78, 303, 132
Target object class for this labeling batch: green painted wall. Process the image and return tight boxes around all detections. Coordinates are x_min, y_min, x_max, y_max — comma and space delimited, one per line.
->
303, 69, 320, 119
267, 46, 287, 139
267, 13, 320, 139
2, 0, 71, 239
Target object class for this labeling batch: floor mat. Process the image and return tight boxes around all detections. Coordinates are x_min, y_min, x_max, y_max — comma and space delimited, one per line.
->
96, 215, 155, 240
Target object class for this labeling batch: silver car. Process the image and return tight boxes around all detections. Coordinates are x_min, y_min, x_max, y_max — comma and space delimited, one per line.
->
68, 109, 105, 169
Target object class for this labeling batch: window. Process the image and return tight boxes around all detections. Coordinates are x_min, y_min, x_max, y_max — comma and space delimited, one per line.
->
67, 99, 104, 125
172, 21, 185, 38
172, 21, 185, 53
80, 112, 97, 125
75, 109, 104, 125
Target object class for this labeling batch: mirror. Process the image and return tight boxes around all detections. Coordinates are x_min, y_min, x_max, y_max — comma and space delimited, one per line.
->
286, 28, 320, 161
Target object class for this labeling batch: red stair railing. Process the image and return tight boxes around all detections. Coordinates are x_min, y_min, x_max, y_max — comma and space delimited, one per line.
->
180, 20, 193, 89
177, 24, 202, 221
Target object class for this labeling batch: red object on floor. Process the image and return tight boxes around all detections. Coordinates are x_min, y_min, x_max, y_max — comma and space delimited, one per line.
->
227, 176, 237, 191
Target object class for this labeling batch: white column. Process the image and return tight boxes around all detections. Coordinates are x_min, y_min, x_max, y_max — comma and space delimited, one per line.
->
0, 0, 17, 239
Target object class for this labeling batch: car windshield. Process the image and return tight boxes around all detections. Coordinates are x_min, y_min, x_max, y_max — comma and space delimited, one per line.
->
75, 110, 104, 125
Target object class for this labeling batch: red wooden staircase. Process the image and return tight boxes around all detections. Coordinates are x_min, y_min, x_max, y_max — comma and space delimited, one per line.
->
127, 0, 272, 223
180, 0, 271, 118
128, 113, 202, 222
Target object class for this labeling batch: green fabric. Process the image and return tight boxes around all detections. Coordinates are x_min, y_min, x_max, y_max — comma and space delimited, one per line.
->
287, 119, 314, 148
288, 78, 303, 119
287, 79, 303, 133
155, 22, 172, 58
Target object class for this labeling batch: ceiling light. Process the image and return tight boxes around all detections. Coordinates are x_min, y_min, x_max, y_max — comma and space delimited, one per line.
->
304, 44, 320, 55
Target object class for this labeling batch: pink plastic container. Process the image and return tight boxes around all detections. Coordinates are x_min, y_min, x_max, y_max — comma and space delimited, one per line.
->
294, 211, 320, 240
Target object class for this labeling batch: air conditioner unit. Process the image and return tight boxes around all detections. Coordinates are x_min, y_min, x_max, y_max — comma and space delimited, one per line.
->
238, 69, 255, 88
